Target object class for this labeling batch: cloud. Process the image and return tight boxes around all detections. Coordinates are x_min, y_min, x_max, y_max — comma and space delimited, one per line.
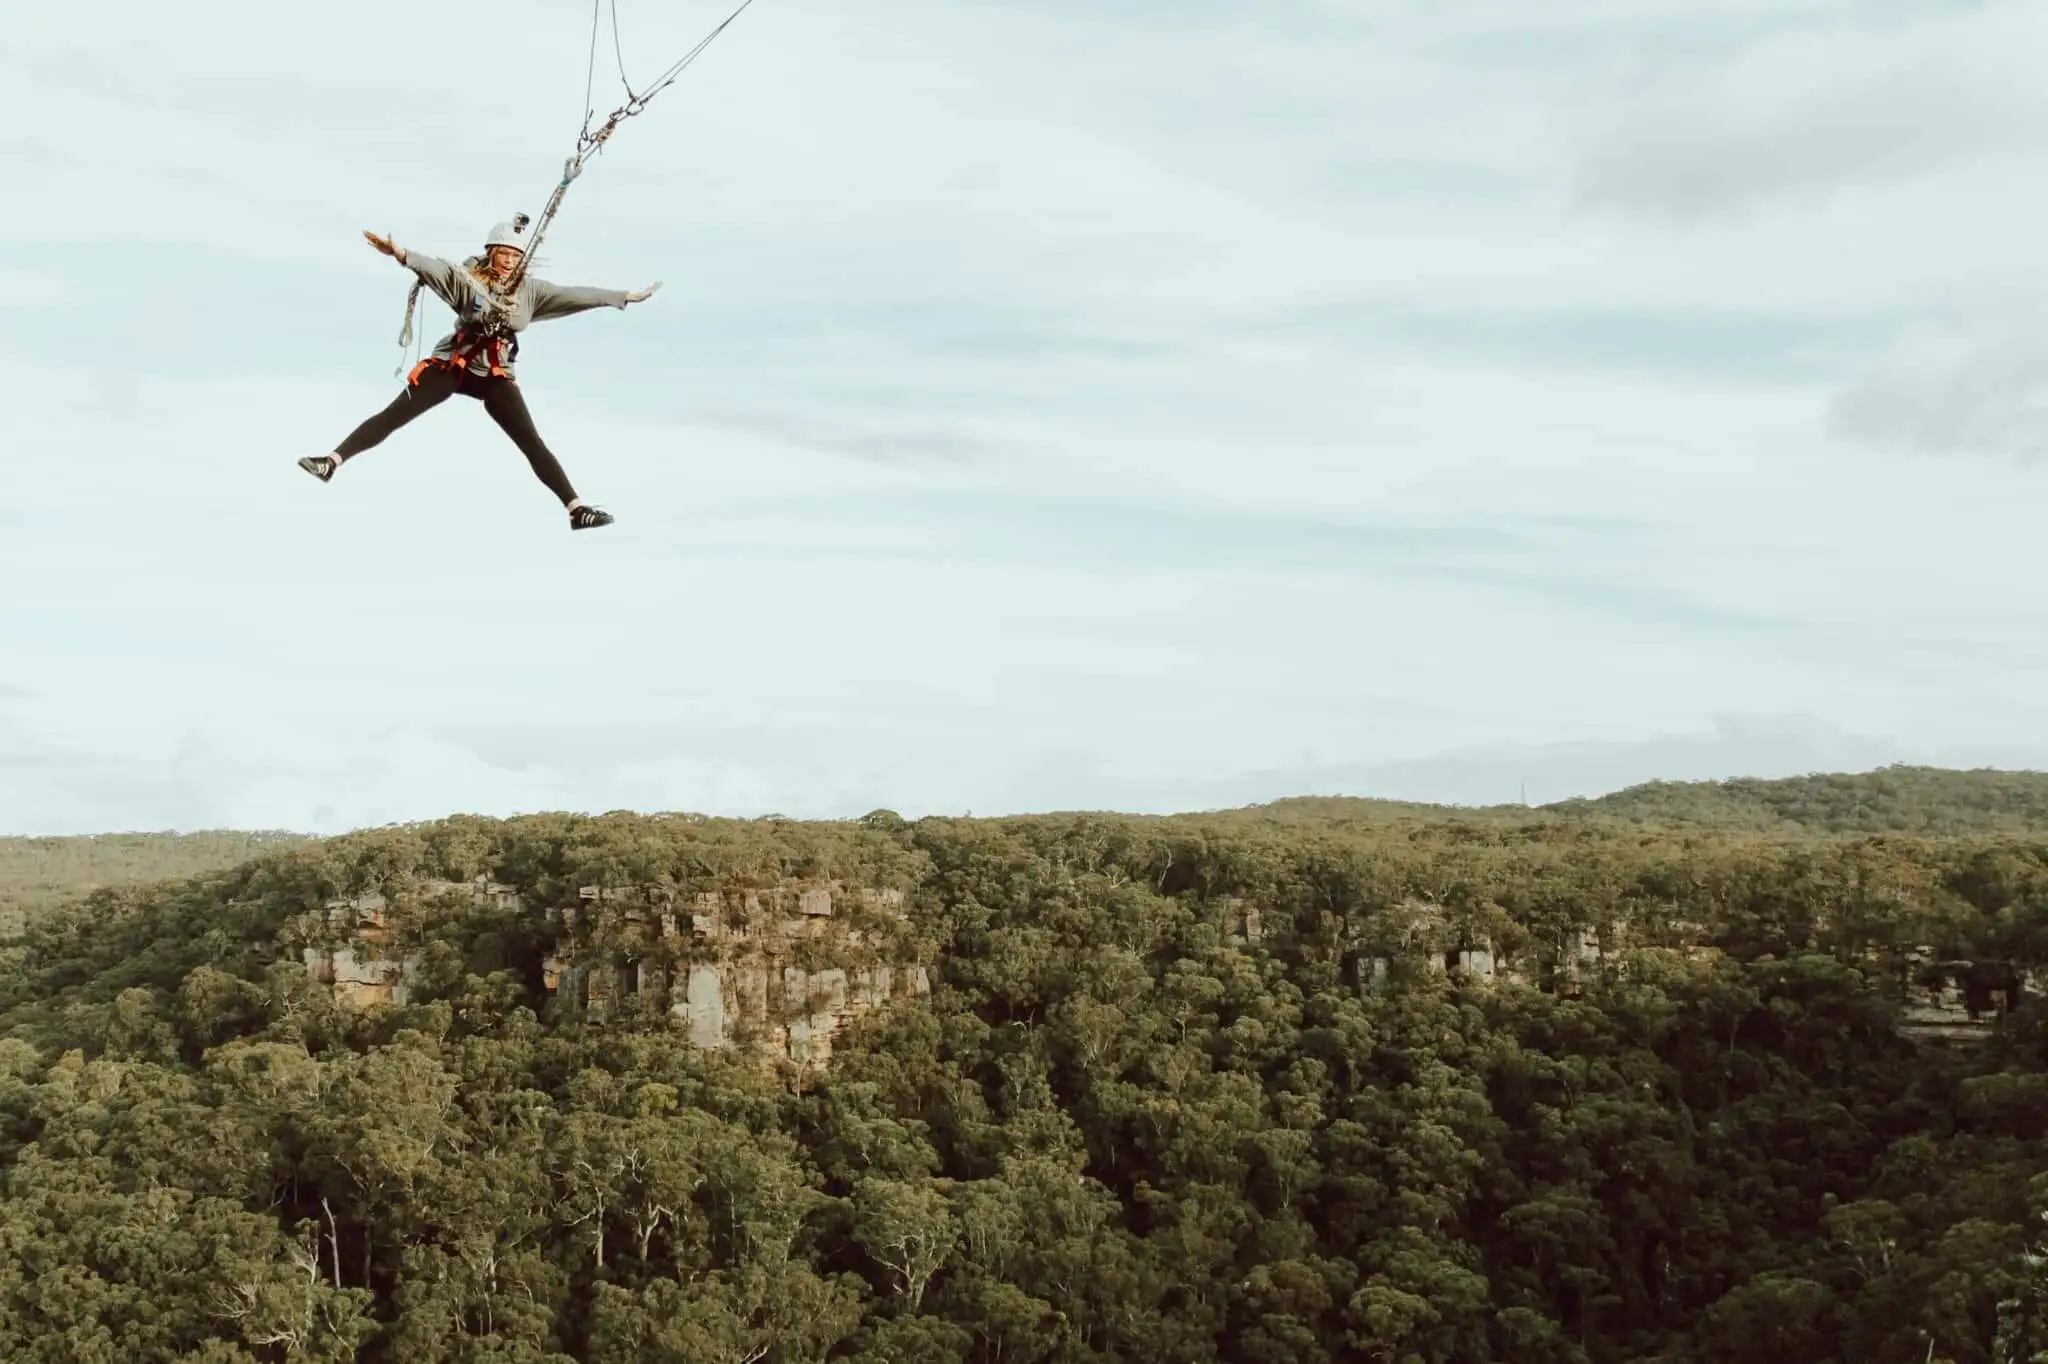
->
1828, 317, 2048, 461
693, 410, 1006, 467
0, 717, 219, 834
1240, 301, 1884, 384
688, 486, 1788, 635
9, 708, 2041, 837
1315, 713, 1910, 807
415, 712, 2048, 819
1569, 7, 2048, 220
1436, 7, 1800, 73
1183, 713, 2048, 811
4, 0, 2048, 839
0, 716, 601, 837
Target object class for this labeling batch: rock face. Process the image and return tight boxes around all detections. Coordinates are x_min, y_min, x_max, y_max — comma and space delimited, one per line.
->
1348, 903, 1599, 996
301, 892, 411, 1007
1897, 951, 2036, 1042
1344, 921, 2041, 1047
299, 877, 928, 1075
1446, 947, 1497, 978
296, 877, 2044, 1064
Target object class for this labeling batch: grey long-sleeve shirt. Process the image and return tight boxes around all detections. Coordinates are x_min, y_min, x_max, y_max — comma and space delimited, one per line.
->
397, 247, 630, 379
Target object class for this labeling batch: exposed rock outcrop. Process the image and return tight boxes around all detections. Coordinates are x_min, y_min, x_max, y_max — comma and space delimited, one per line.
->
296, 876, 929, 1076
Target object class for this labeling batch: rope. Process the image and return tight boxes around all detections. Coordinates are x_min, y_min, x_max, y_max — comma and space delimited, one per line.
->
393, 278, 423, 377
499, 0, 758, 302
632, 0, 756, 107
581, 0, 602, 137
609, 0, 636, 99
381, 0, 749, 365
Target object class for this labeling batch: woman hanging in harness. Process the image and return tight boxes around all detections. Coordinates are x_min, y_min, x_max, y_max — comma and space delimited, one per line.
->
299, 218, 657, 530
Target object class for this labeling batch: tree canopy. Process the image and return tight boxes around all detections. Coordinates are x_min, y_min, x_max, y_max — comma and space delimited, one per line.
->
1544, 764, 2048, 837
1, 831, 315, 927
0, 793, 2045, 1361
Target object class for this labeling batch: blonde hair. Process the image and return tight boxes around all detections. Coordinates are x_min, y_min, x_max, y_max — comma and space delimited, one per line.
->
464, 251, 519, 287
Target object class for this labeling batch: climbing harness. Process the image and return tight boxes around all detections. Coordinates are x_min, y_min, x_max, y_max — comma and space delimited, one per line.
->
394, 228, 528, 380
404, 329, 518, 388
390, 0, 755, 370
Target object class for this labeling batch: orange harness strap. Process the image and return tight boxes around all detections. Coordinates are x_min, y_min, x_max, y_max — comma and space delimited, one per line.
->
408, 329, 514, 387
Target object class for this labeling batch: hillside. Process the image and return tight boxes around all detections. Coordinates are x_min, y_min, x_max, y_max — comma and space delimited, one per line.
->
1227, 793, 1524, 825
1238, 764, 2048, 838
6, 767, 2044, 931
1, 808, 2044, 1362
0, 830, 316, 927
1546, 764, 2048, 835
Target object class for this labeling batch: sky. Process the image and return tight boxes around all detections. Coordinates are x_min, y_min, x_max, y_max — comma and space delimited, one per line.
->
3, 0, 2048, 835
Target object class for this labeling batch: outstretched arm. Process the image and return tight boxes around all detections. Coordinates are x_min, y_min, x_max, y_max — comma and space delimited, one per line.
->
363, 229, 480, 311
528, 277, 661, 321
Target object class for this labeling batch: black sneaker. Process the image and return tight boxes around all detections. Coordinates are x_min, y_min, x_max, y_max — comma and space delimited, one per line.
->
299, 455, 338, 483
570, 505, 614, 531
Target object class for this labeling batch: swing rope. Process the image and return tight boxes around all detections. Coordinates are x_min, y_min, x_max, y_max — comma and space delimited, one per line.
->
499, 0, 757, 301
392, 0, 756, 362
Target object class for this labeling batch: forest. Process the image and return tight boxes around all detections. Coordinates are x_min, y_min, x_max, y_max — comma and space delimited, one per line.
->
1241, 764, 2048, 838
0, 772, 2045, 1362
0, 830, 314, 925
7, 765, 2047, 926
1543, 765, 2048, 837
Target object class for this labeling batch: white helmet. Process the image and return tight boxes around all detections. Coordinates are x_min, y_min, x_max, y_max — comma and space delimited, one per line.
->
483, 213, 530, 253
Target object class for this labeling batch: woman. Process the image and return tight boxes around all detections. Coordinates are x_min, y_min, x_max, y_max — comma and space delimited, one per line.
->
299, 220, 658, 530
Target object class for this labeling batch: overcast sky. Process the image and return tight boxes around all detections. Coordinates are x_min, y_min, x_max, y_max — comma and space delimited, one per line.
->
4, 0, 2047, 835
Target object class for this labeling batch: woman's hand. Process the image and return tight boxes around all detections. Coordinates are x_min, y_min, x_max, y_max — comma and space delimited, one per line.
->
363, 229, 400, 258
623, 280, 663, 305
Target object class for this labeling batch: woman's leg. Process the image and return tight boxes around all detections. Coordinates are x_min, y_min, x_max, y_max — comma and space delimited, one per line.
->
332, 364, 461, 462
478, 380, 582, 507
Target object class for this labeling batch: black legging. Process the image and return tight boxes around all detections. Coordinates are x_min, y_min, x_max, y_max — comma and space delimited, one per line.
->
333, 363, 579, 506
